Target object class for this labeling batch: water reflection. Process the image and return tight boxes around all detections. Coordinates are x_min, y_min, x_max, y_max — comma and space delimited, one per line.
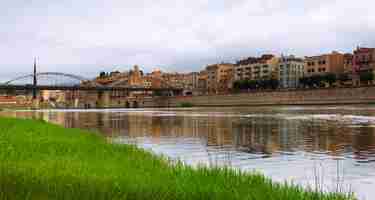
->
2, 106, 375, 199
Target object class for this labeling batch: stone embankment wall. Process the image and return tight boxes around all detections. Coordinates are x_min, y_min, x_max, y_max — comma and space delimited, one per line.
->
167, 86, 375, 107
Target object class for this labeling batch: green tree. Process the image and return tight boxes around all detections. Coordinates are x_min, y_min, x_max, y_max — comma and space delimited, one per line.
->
99, 71, 106, 78
360, 71, 374, 84
233, 81, 241, 90
324, 73, 337, 87
270, 79, 279, 89
338, 73, 350, 82
299, 77, 308, 88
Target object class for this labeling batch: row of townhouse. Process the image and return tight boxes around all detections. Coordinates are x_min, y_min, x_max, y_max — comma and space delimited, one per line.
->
196, 46, 375, 94
93, 46, 375, 95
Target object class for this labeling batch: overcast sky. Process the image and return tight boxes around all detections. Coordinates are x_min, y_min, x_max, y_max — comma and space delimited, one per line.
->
1, 0, 375, 80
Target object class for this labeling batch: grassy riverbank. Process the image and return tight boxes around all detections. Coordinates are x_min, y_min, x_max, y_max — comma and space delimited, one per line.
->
0, 117, 353, 200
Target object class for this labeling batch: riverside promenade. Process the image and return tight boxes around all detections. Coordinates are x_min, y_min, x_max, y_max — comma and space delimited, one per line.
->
167, 86, 375, 107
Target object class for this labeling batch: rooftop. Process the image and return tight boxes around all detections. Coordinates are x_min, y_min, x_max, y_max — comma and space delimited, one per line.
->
235, 54, 275, 65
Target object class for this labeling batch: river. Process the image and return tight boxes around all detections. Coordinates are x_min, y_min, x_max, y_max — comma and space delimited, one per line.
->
1, 105, 375, 199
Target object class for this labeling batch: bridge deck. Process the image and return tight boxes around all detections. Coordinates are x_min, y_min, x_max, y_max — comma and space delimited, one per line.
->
0, 85, 182, 92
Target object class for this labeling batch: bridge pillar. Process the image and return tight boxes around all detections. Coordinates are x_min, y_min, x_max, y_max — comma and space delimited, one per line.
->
74, 98, 79, 108
32, 98, 40, 109
97, 91, 110, 108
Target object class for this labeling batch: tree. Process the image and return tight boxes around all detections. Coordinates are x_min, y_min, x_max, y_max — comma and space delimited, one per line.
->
249, 80, 257, 90
239, 80, 247, 89
299, 77, 308, 88
233, 80, 241, 90
338, 73, 349, 82
360, 71, 374, 84
99, 71, 106, 78
270, 79, 279, 89
324, 73, 337, 87
310, 75, 325, 88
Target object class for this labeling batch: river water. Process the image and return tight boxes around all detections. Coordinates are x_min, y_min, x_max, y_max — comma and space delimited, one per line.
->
2, 106, 375, 199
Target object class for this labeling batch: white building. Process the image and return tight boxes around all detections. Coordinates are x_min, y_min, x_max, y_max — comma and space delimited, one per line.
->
278, 55, 305, 88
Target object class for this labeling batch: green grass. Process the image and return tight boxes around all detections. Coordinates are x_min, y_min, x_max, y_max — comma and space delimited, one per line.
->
177, 102, 194, 108
0, 117, 353, 200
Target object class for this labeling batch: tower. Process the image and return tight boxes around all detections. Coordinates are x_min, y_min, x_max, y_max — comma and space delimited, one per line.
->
32, 57, 37, 99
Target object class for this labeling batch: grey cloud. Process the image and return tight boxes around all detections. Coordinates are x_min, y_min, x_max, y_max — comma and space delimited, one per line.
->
0, 0, 375, 80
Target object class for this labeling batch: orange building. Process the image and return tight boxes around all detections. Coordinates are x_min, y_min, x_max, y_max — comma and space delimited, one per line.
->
304, 51, 344, 77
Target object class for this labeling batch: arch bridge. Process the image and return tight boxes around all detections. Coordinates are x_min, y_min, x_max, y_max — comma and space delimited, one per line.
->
1, 72, 182, 93
0, 71, 182, 108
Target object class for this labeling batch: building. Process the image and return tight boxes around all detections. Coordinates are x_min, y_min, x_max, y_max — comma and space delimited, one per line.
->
95, 71, 129, 85
341, 53, 356, 85
94, 65, 143, 87
278, 55, 305, 89
205, 63, 234, 94
162, 73, 186, 89
197, 70, 208, 94
144, 69, 163, 88
128, 65, 143, 86
353, 47, 375, 80
142, 76, 153, 88
304, 51, 344, 77
353, 47, 375, 74
185, 72, 199, 90
353, 47, 375, 85
234, 54, 279, 82
343, 53, 354, 75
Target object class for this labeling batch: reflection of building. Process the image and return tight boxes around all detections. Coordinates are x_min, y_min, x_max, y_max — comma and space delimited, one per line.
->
278, 55, 305, 88
352, 127, 375, 159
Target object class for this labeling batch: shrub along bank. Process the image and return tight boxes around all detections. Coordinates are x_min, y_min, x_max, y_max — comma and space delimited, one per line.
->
0, 117, 354, 200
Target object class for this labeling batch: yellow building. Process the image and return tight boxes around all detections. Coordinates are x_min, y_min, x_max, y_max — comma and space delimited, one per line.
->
205, 63, 234, 94
234, 54, 279, 82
